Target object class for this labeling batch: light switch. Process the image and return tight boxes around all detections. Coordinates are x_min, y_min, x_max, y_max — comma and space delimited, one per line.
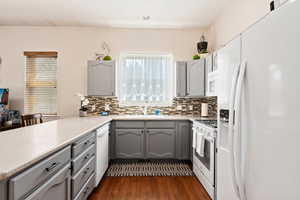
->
176, 105, 182, 111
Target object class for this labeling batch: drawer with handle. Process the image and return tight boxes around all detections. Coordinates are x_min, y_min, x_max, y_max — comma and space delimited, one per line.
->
145, 121, 176, 129
72, 144, 96, 175
23, 163, 71, 200
9, 146, 71, 200
74, 174, 95, 200
72, 156, 95, 198
72, 133, 96, 158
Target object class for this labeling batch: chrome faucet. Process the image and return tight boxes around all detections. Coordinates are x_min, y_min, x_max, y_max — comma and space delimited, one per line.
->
141, 101, 149, 115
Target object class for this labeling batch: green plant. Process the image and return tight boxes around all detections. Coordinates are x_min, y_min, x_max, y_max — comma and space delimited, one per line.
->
193, 54, 201, 60
103, 55, 112, 61
199, 49, 209, 54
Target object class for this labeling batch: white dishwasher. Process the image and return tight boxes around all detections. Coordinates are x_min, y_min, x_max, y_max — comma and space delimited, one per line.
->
95, 123, 109, 186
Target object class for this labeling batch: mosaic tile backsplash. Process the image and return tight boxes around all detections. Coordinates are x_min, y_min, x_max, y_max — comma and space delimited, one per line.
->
87, 96, 217, 117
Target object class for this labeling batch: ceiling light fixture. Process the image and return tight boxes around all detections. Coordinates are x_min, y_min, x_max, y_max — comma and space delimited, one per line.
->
143, 16, 151, 21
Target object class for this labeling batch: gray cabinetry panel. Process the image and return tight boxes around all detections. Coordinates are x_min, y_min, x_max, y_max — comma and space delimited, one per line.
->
176, 61, 187, 97
115, 129, 144, 158
72, 133, 96, 158
73, 174, 95, 200
71, 157, 95, 198
146, 129, 176, 158
72, 144, 96, 175
87, 60, 115, 96
145, 121, 176, 129
9, 146, 71, 200
187, 59, 205, 96
115, 121, 144, 129
176, 121, 191, 160
23, 164, 71, 200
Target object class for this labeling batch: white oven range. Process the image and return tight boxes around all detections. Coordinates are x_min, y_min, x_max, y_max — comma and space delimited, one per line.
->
192, 120, 217, 199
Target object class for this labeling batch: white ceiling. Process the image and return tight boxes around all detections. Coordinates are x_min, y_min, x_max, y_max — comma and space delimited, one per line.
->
0, 0, 229, 28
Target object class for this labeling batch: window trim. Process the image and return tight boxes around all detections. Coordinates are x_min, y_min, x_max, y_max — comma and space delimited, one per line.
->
117, 52, 175, 107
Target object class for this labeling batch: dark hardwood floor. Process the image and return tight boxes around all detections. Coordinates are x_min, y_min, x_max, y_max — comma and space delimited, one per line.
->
89, 176, 211, 200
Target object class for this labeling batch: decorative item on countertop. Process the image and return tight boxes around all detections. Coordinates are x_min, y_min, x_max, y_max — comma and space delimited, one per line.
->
201, 103, 209, 117
76, 93, 89, 117
102, 42, 112, 61
103, 103, 110, 115
155, 109, 161, 115
193, 54, 201, 60
197, 35, 208, 54
100, 112, 109, 116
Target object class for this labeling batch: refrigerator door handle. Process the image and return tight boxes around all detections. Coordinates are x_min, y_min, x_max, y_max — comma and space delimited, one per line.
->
233, 61, 247, 200
229, 63, 241, 199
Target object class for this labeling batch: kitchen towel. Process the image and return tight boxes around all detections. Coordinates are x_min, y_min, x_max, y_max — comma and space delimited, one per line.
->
196, 130, 205, 157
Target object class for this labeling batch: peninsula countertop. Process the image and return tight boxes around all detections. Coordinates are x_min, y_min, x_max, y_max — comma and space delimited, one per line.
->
0, 115, 214, 181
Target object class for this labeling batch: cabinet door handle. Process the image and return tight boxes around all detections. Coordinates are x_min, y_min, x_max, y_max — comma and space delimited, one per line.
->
45, 162, 59, 172
84, 154, 90, 160
141, 130, 144, 134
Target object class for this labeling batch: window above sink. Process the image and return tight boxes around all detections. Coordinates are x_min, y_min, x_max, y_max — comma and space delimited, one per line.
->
118, 53, 174, 106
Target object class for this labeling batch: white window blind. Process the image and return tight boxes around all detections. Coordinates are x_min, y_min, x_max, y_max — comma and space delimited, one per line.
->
119, 54, 174, 105
24, 52, 57, 115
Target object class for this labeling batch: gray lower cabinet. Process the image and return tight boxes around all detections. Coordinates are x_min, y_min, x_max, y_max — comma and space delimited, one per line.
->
115, 129, 144, 158
24, 164, 71, 200
9, 146, 71, 200
6, 131, 97, 200
113, 120, 191, 160
146, 129, 175, 158
71, 132, 96, 199
176, 121, 191, 160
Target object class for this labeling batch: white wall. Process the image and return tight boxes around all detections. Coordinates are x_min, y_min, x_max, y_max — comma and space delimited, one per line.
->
0, 26, 210, 117
210, 0, 270, 49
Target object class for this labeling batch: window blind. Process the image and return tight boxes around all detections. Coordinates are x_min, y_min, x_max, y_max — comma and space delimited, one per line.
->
24, 52, 57, 115
119, 54, 174, 105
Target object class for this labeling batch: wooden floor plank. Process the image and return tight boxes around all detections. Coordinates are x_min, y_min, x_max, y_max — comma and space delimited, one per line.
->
89, 176, 211, 200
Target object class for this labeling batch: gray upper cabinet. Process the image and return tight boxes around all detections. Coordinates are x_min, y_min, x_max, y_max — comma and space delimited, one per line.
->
176, 61, 187, 97
87, 60, 115, 96
187, 59, 205, 96
115, 129, 144, 158
176, 59, 205, 97
146, 129, 176, 159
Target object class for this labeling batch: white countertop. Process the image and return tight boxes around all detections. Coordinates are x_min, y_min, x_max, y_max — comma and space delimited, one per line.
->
0, 115, 214, 181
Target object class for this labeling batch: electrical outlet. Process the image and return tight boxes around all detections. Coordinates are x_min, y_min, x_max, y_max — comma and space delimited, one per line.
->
176, 105, 182, 111
105, 104, 110, 111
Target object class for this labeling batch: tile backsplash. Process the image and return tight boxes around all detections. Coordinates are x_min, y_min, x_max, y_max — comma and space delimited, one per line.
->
87, 96, 217, 117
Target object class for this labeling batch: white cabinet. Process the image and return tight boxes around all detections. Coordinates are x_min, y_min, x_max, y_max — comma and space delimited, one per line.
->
95, 124, 109, 186
87, 60, 115, 96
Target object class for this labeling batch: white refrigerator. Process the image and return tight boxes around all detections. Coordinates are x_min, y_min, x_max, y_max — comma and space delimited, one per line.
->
217, 1, 300, 200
